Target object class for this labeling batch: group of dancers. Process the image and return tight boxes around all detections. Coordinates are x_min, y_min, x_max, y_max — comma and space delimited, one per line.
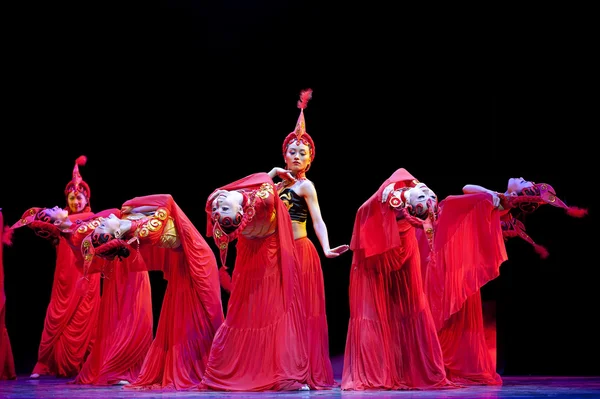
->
0, 89, 588, 391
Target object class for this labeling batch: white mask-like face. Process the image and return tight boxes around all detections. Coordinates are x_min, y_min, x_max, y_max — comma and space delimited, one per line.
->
94, 213, 122, 238
406, 187, 430, 217
45, 206, 69, 224
506, 177, 534, 196
211, 191, 244, 232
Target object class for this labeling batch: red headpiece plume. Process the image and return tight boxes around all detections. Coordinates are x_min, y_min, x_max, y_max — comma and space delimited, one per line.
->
282, 88, 316, 162
65, 156, 91, 207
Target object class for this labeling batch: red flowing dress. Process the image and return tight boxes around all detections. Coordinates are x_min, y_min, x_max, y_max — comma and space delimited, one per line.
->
278, 187, 336, 389
123, 194, 224, 390
68, 209, 153, 385
31, 209, 101, 378
421, 192, 507, 385
342, 168, 457, 391
203, 173, 310, 391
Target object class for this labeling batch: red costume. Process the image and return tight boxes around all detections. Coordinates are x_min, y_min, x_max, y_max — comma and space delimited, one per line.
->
422, 182, 587, 385
277, 89, 336, 389
114, 194, 224, 390
13, 207, 153, 385
203, 173, 310, 391
342, 168, 457, 390
32, 156, 101, 378
421, 192, 507, 385
0, 210, 16, 380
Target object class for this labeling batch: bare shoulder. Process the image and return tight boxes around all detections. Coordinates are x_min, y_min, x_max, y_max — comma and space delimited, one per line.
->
297, 179, 317, 197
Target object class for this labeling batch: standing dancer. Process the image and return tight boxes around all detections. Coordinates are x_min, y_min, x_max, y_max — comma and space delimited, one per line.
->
268, 88, 348, 388
30, 156, 101, 379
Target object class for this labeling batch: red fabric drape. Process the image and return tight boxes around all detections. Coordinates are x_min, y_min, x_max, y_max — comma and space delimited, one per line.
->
123, 194, 224, 390
202, 173, 310, 391
69, 209, 153, 385
295, 237, 337, 389
423, 193, 507, 385
0, 211, 16, 380
343, 168, 457, 391
31, 211, 101, 378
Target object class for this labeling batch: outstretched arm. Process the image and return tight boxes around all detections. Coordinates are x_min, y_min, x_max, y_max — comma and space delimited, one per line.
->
302, 182, 349, 258
463, 184, 503, 209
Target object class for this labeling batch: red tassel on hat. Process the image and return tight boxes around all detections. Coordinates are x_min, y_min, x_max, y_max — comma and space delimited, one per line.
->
533, 243, 550, 259
566, 206, 588, 218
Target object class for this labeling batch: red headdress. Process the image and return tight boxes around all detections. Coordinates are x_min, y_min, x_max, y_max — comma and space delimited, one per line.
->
281, 88, 316, 163
64, 155, 91, 212
10, 207, 64, 244
506, 183, 588, 218
502, 182, 588, 258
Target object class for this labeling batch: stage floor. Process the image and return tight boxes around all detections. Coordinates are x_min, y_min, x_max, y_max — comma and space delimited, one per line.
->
1, 376, 599, 398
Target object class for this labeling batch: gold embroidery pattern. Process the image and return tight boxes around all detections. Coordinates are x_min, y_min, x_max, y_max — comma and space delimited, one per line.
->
147, 218, 162, 232
155, 208, 168, 221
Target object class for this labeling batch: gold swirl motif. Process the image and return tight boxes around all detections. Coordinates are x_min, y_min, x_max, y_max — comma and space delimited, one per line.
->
155, 208, 168, 221
280, 191, 293, 211
147, 218, 162, 232
78, 225, 88, 234
139, 227, 149, 238
257, 183, 273, 199
29, 209, 36, 215
87, 220, 101, 229
214, 229, 222, 238
82, 240, 90, 249
84, 254, 93, 261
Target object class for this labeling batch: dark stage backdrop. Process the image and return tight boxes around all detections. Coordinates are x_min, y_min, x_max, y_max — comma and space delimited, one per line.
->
1, 3, 596, 376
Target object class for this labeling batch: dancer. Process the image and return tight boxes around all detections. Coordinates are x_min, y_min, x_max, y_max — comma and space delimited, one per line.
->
342, 168, 457, 390
268, 88, 348, 388
12, 205, 153, 385
421, 177, 587, 385
0, 209, 16, 380
203, 172, 310, 391
29, 156, 101, 379
83, 194, 224, 390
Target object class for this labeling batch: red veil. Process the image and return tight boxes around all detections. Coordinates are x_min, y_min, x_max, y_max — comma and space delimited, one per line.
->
350, 168, 419, 262
124, 194, 224, 390
205, 173, 297, 308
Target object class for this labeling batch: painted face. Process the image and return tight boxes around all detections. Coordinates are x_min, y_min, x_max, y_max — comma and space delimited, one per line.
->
211, 191, 244, 232
37, 206, 70, 230
406, 187, 430, 217
45, 206, 69, 224
415, 183, 437, 205
284, 141, 311, 173
506, 177, 534, 196
94, 214, 122, 238
67, 191, 88, 214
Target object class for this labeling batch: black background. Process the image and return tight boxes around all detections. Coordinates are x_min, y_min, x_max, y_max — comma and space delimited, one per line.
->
1, 3, 596, 376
